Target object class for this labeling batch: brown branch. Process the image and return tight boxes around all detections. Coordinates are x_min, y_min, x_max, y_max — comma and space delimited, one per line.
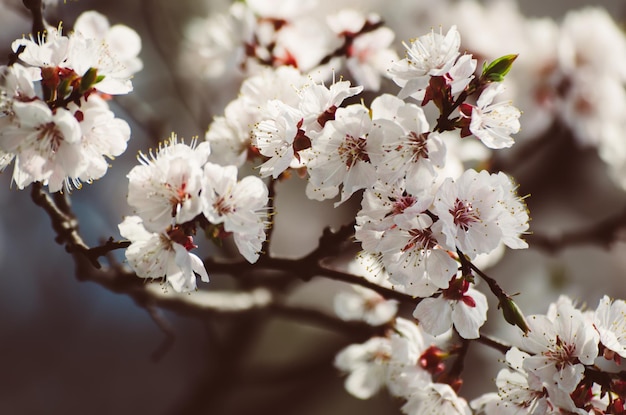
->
448, 338, 471, 380
268, 303, 386, 340
261, 178, 277, 256
30, 184, 130, 268
476, 334, 511, 355
31, 179, 518, 371
30, 183, 95, 265
22, 0, 46, 39
88, 238, 131, 258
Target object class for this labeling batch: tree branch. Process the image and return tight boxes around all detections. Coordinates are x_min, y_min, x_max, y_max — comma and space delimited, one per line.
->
22, 0, 46, 39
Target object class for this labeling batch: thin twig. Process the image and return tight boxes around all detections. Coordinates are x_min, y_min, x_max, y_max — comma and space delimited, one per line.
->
268, 303, 386, 340
476, 334, 511, 355
261, 178, 277, 256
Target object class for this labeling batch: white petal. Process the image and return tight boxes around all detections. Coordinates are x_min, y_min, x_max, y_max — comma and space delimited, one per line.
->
413, 297, 453, 337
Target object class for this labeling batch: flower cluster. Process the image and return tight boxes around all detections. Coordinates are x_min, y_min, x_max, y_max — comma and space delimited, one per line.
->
0, 11, 141, 192
206, 25, 526, 343
473, 295, 626, 415
436, 2, 626, 192
180, 1, 398, 90
10, 3, 626, 414
121, 134, 271, 292
335, 317, 473, 415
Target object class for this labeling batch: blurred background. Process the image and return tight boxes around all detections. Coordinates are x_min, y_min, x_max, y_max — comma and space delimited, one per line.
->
1, 0, 626, 413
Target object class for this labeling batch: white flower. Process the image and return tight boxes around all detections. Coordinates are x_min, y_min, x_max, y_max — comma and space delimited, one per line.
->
593, 295, 626, 359
205, 98, 256, 167
306, 104, 378, 204
345, 26, 398, 91
0, 63, 40, 109
73, 10, 143, 78
357, 178, 420, 226
490, 347, 556, 415
273, 16, 340, 73
69, 94, 130, 184
180, 10, 243, 79
389, 26, 461, 100
246, 0, 316, 20
334, 285, 398, 326
402, 382, 471, 415
202, 162, 269, 263
369, 94, 445, 193
0, 71, 130, 191
326, 10, 397, 91
12, 26, 69, 68
521, 296, 599, 394
377, 208, 458, 298
335, 317, 437, 401
239, 65, 308, 110
346, 251, 394, 289
118, 216, 209, 293
463, 83, 521, 149
253, 100, 304, 178
13, 20, 137, 95
298, 79, 363, 133
445, 54, 477, 98
0, 99, 83, 192
386, 318, 435, 398
432, 169, 529, 258
127, 134, 210, 233
413, 278, 488, 339
355, 178, 460, 296
65, 33, 133, 95
558, 7, 626, 82
334, 336, 392, 399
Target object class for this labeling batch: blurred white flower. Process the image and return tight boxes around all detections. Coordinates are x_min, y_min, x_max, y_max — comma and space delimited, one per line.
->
334, 336, 392, 399
334, 285, 398, 326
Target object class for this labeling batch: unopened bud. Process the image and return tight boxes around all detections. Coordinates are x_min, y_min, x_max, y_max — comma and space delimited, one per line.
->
499, 295, 530, 334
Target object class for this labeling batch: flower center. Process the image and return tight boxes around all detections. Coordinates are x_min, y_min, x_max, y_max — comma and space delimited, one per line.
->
213, 195, 234, 216
37, 122, 64, 153
404, 227, 437, 251
388, 192, 416, 215
167, 181, 191, 218
407, 131, 429, 160
442, 277, 476, 307
450, 198, 480, 231
338, 134, 370, 167
544, 335, 579, 370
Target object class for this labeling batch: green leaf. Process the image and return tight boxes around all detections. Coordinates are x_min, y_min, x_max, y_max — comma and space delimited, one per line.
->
482, 54, 518, 83
80, 67, 99, 93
